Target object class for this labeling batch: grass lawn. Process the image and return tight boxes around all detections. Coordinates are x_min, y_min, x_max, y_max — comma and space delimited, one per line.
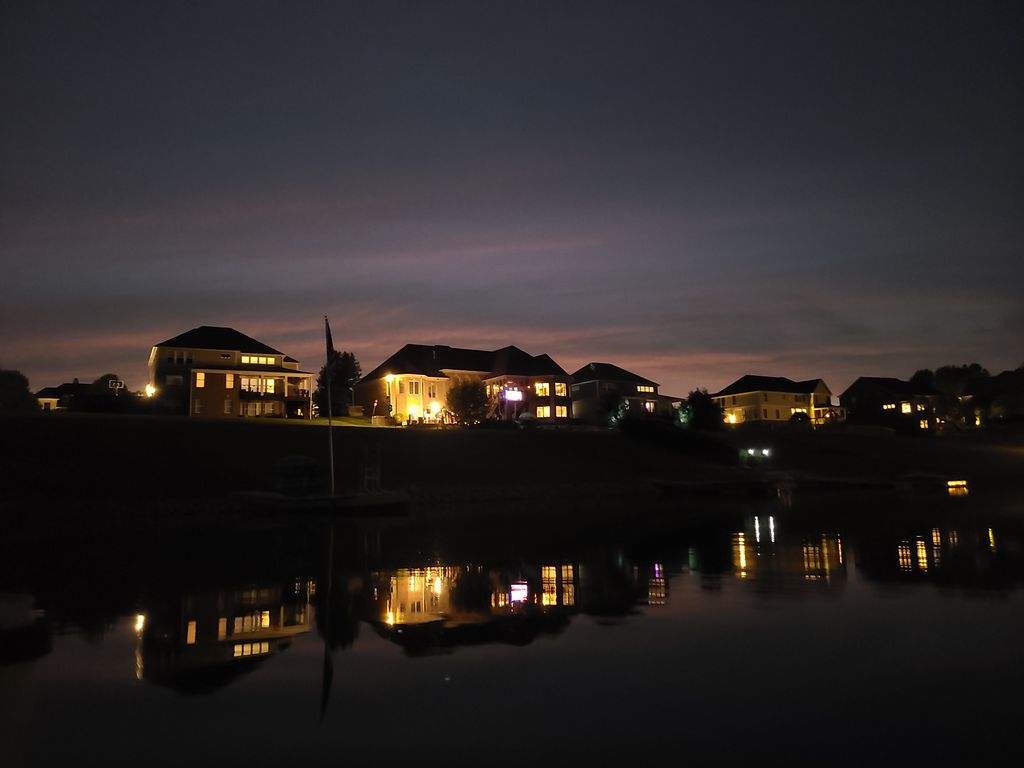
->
2, 414, 1021, 516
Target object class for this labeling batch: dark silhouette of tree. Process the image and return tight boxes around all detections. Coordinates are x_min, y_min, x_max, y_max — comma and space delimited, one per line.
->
679, 388, 724, 430
909, 368, 935, 393
0, 369, 37, 412
314, 350, 361, 417
934, 363, 989, 396
447, 379, 488, 424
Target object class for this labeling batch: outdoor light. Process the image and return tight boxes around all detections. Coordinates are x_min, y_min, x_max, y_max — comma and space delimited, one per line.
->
762, 448, 771, 457
385, 374, 394, 383
144, 384, 156, 397
134, 614, 146, 635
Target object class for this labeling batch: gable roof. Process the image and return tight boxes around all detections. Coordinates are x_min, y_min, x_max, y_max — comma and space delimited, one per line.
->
360, 344, 568, 383
35, 381, 90, 399
712, 375, 827, 398
153, 326, 284, 355
571, 362, 658, 387
841, 376, 935, 399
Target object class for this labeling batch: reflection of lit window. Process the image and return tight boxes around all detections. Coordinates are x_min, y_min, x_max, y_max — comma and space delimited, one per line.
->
803, 545, 823, 580
542, 566, 557, 606
898, 543, 913, 571
732, 533, 748, 577
537, 406, 551, 418
186, 620, 197, 645
916, 539, 928, 571
989, 528, 996, 551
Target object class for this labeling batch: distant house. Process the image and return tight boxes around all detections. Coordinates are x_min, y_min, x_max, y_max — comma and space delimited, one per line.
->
840, 377, 936, 433
354, 344, 572, 423
148, 326, 313, 418
712, 375, 844, 425
570, 362, 669, 423
35, 380, 89, 411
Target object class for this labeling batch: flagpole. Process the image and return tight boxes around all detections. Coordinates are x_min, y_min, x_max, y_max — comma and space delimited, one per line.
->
325, 315, 335, 497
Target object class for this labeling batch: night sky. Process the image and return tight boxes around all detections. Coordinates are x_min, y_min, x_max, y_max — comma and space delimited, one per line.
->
2, 1, 1021, 397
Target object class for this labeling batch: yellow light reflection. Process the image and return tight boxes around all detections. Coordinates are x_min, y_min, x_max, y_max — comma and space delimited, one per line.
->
989, 528, 996, 552
898, 543, 912, 572
134, 613, 146, 635
916, 540, 928, 572
733, 533, 748, 578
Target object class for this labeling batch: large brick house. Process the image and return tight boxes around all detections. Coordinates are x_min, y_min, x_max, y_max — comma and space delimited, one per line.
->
148, 326, 313, 418
354, 344, 572, 423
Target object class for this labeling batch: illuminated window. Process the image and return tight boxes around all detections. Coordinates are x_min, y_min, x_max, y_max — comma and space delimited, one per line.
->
217, 617, 227, 640
261, 611, 271, 628
644, 401, 655, 413
226, 373, 234, 389
916, 403, 925, 412
542, 566, 557, 606
637, 385, 654, 393
186, 620, 197, 645
556, 405, 568, 418
535, 382, 550, 396
919, 420, 928, 429
555, 382, 567, 397
428, 383, 437, 398
265, 379, 275, 394
224, 399, 232, 415
901, 402, 912, 414
241, 356, 251, 364
195, 372, 205, 388
537, 406, 551, 418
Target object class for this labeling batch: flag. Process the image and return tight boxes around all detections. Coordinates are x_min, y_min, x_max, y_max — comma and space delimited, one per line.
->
324, 315, 335, 359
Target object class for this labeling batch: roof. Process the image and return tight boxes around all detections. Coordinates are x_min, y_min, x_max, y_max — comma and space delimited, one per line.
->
192, 363, 313, 375
712, 375, 827, 398
35, 382, 90, 398
153, 326, 284, 355
841, 376, 935, 398
360, 344, 568, 383
571, 362, 658, 387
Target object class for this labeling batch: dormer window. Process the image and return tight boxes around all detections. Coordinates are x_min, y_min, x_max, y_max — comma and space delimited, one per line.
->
241, 355, 275, 366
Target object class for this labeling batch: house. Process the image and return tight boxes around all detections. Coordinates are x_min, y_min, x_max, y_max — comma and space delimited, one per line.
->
35, 380, 90, 411
148, 326, 314, 418
840, 377, 936, 433
354, 344, 573, 423
570, 362, 669, 423
712, 375, 844, 425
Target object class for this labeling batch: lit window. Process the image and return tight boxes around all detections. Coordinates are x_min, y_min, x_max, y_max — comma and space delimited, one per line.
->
241, 356, 251, 364
266, 379, 275, 394
217, 617, 227, 640
226, 373, 234, 389
901, 402, 912, 414
535, 382, 550, 396
555, 382, 567, 397
195, 372, 205, 388
261, 611, 271, 628
637, 385, 654, 393
428, 383, 437, 399
882, 403, 896, 410
556, 405, 568, 418
916, 403, 925, 411
919, 420, 928, 429
644, 401, 655, 413
186, 620, 197, 645
537, 406, 551, 418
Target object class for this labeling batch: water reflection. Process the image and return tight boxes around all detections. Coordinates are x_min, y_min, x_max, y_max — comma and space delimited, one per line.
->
134, 579, 315, 693
2, 497, 1023, 694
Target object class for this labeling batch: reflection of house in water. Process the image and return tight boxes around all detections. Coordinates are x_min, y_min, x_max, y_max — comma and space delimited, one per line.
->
728, 516, 846, 589
136, 580, 314, 693
369, 565, 579, 655
857, 524, 1020, 589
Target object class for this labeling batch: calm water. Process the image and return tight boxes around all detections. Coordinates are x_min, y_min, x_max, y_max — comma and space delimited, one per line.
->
2, 490, 1023, 766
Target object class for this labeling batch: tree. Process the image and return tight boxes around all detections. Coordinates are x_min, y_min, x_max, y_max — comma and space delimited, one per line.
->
0, 369, 37, 412
909, 368, 935, 393
446, 379, 488, 424
315, 350, 361, 417
679, 388, 724, 431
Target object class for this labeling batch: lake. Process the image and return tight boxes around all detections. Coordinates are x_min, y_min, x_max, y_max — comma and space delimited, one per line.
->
2, 487, 1022, 766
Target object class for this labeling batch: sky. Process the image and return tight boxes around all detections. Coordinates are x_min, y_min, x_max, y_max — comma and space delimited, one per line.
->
2, 0, 1022, 397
